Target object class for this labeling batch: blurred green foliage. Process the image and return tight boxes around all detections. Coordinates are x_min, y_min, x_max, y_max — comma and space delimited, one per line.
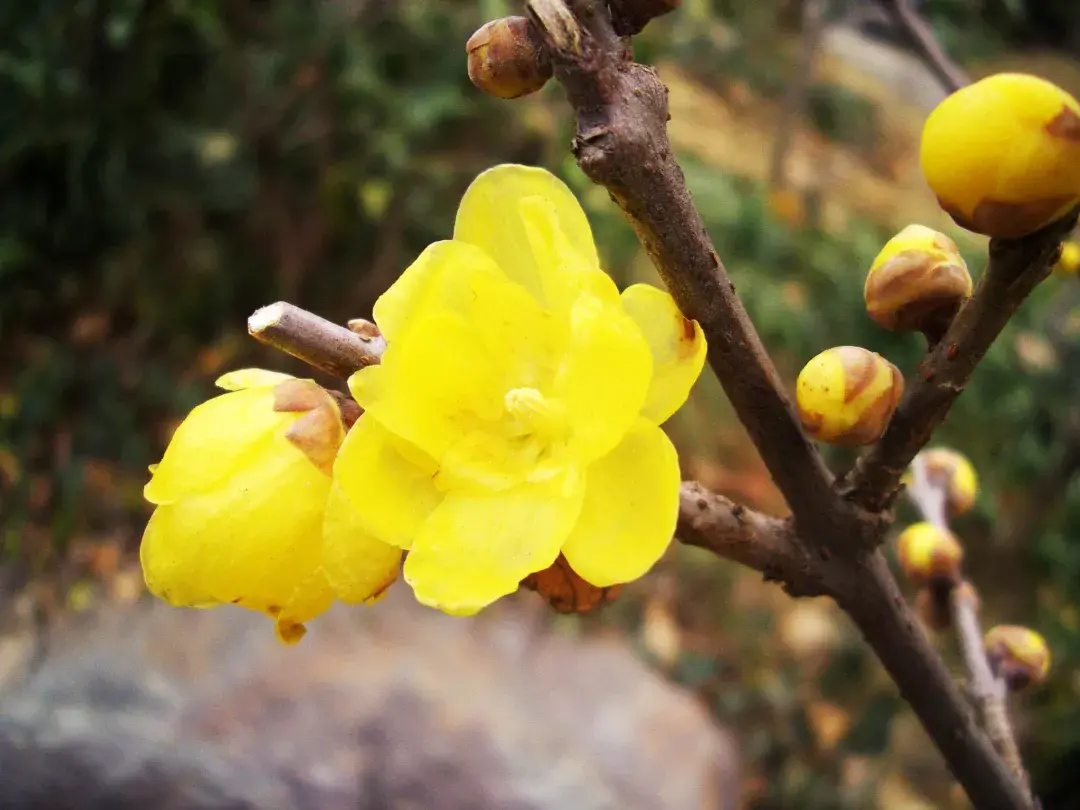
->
3, 1, 1080, 809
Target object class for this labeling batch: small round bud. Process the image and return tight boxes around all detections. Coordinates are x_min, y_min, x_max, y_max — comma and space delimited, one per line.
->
864, 224, 972, 337
466, 17, 552, 100
984, 625, 1051, 690
1056, 240, 1080, 276
795, 346, 904, 446
920, 73, 1080, 238
917, 447, 979, 516
896, 522, 964, 586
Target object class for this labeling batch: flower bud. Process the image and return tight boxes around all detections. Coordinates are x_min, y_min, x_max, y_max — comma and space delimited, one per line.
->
896, 522, 964, 586
864, 224, 972, 337
466, 17, 552, 100
917, 447, 979, 516
984, 625, 1051, 690
796, 346, 904, 446
920, 73, 1080, 238
521, 554, 622, 613
1056, 240, 1080, 276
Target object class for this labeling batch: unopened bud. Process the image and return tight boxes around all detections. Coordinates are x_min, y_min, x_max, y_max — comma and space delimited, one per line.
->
984, 625, 1051, 690
466, 17, 551, 100
921, 73, 1080, 238
1056, 240, 1080, 276
521, 554, 622, 613
910, 447, 979, 516
865, 224, 972, 339
796, 346, 904, 446
896, 522, 964, 586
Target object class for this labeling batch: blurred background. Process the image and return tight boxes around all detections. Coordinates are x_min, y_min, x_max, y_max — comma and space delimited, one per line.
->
2, 1, 1080, 808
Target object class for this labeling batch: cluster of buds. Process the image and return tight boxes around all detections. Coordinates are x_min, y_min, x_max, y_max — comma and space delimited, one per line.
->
864, 224, 972, 341
985, 625, 1052, 691
921, 73, 1080, 239
795, 346, 904, 446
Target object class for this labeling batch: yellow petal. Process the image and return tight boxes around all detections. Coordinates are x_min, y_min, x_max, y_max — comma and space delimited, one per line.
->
140, 430, 334, 637
215, 368, 294, 391
561, 418, 680, 587
332, 414, 443, 549
404, 468, 585, 615
454, 164, 600, 306
372, 240, 505, 345
556, 293, 652, 463
619, 284, 707, 424
351, 264, 560, 489
517, 194, 620, 314
321, 479, 402, 603
144, 387, 294, 505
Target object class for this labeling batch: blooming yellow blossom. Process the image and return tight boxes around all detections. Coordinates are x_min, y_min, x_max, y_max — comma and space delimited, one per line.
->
920, 73, 1080, 238
140, 369, 401, 644
330, 165, 707, 615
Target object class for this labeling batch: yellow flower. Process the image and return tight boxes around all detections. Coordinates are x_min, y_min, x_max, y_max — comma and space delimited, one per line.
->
1057, 240, 1080, 275
920, 73, 1080, 238
795, 346, 904, 446
140, 369, 401, 644
864, 224, 971, 335
331, 165, 707, 615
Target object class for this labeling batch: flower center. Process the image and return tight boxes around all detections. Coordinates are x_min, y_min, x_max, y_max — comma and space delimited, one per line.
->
504, 387, 567, 443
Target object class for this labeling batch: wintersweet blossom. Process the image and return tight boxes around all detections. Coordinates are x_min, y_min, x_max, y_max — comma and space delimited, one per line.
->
140, 369, 401, 643
329, 165, 707, 615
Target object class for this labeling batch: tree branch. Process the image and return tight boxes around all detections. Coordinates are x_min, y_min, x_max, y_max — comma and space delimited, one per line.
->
526, 0, 874, 553
831, 550, 1032, 810
677, 483, 826, 597
844, 212, 1078, 511
877, 0, 969, 94
905, 456, 1030, 790
521, 2, 1038, 807
248, 301, 385, 378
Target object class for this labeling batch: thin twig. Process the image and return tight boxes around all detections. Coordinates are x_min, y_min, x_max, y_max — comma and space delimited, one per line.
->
248, 301, 385, 378
845, 211, 1078, 512
905, 455, 1030, 791
877, 0, 969, 94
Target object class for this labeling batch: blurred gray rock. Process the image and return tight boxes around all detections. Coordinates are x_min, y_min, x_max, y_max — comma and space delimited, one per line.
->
0, 588, 740, 810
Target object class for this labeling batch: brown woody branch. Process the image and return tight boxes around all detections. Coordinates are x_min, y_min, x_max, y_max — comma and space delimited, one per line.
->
677, 483, 825, 597
878, 0, 969, 94
523, 2, 1037, 807
844, 212, 1077, 511
905, 455, 1029, 791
